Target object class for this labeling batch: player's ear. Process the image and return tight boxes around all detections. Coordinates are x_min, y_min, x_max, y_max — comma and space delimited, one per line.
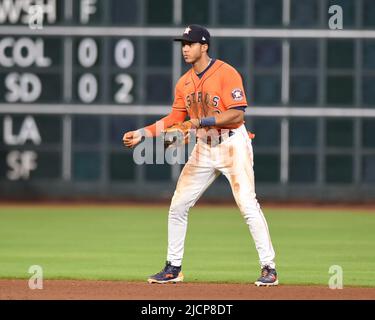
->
201, 43, 209, 53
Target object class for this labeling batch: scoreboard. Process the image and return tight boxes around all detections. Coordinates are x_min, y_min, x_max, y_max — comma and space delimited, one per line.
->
1, 0, 375, 201
0, 36, 136, 104
0, 0, 181, 199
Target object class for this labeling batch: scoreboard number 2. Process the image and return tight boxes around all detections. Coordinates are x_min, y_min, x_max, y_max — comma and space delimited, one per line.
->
115, 74, 133, 104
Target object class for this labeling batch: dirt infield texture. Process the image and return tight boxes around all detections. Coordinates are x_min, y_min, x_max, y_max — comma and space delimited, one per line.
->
1, 280, 374, 300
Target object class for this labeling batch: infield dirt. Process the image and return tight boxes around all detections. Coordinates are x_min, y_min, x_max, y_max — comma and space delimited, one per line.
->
1, 280, 374, 300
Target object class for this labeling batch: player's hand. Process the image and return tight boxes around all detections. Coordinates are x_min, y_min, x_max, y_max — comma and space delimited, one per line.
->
162, 120, 197, 148
122, 130, 142, 148
189, 118, 200, 128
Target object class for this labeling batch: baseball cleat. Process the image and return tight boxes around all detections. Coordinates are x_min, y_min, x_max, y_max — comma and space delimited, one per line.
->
254, 265, 278, 287
147, 261, 184, 284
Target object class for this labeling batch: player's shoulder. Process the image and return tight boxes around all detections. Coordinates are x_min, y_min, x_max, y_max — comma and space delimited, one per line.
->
216, 59, 241, 77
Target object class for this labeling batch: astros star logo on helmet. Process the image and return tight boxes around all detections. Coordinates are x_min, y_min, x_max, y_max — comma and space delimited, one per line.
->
184, 27, 191, 34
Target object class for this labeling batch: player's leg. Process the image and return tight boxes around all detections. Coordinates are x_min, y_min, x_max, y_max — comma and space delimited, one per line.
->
218, 126, 277, 286
148, 142, 220, 283
167, 162, 219, 262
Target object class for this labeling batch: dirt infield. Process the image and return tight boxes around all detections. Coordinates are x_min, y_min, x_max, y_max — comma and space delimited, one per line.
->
0, 280, 374, 300
1, 200, 375, 213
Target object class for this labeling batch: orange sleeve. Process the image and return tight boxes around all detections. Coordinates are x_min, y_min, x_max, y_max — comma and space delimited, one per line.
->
221, 67, 248, 110
172, 80, 186, 111
144, 108, 187, 137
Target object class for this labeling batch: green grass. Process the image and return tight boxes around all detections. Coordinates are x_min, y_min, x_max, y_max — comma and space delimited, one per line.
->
0, 205, 374, 286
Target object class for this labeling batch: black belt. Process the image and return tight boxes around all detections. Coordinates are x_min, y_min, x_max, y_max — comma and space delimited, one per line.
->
219, 130, 234, 143
199, 130, 234, 146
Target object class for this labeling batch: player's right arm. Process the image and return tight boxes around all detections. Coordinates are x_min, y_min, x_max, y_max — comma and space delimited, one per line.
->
123, 80, 187, 148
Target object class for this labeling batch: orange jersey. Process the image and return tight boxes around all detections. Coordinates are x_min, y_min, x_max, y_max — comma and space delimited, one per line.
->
172, 59, 247, 129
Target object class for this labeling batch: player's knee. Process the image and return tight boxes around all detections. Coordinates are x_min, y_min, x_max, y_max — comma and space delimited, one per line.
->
169, 200, 187, 215
169, 194, 191, 219
168, 205, 189, 225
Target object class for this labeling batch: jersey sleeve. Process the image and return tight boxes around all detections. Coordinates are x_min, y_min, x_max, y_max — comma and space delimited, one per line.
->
221, 67, 248, 110
144, 108, 187, 137
172, 80, 186, 111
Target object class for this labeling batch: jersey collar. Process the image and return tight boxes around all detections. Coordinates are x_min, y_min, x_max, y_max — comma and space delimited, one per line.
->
191, 59, 224, 85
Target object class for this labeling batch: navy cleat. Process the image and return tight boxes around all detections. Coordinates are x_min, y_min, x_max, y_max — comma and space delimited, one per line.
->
254, 265, 278, 287
147, 261, 184, 284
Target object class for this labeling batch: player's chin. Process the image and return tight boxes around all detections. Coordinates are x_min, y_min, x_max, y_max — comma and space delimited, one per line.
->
183, 57, 193, 63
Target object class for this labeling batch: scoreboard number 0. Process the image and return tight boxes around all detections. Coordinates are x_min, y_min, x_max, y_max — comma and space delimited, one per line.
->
78, 38, 98, 68
115, 39, 134, 69
78, 73, 98, 103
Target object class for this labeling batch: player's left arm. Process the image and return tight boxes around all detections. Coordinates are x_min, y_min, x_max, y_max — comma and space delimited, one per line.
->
189, 108, 244, 128
211, 108, 244, 127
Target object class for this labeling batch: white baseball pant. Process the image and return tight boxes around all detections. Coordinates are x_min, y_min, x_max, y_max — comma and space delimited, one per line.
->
167, 124, 276, 269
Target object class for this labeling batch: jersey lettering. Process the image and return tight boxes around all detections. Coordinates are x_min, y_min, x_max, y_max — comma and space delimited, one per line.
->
213, 96, 220, 107
185, 92, 220, 112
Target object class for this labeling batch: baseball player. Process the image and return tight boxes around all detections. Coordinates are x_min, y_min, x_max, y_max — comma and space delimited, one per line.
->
123, 25, 278, 286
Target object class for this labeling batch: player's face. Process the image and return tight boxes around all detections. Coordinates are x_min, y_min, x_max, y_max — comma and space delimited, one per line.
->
181, 41, 206, 64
